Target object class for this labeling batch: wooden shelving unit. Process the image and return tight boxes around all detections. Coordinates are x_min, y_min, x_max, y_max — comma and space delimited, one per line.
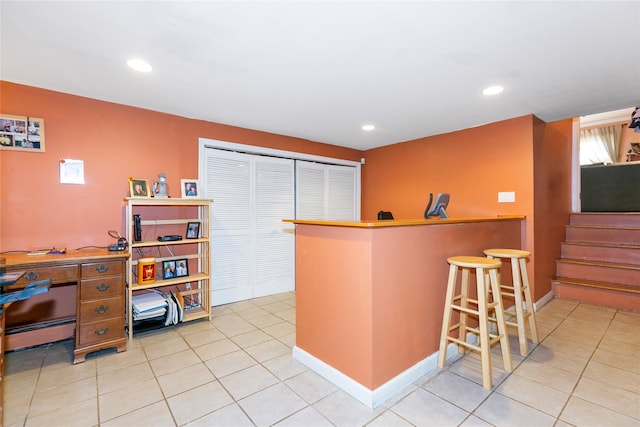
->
124, 197, 212, 339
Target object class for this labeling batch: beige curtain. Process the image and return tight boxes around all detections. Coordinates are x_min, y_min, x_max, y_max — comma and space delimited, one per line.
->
579, 125, 622, 165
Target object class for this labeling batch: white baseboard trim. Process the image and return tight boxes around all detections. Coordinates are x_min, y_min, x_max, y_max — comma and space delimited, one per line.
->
534, 290, 554, 311
292, 344, 463, 409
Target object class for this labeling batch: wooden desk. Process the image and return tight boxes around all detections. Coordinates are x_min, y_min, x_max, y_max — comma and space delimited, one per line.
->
2, 249, 128, 363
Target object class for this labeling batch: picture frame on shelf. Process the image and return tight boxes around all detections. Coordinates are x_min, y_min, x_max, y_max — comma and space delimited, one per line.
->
186, 222, 200, 239
181, 179, 199, 198
129, 178, 151, 198
175, 259, 189, 277
0, 114, 45, 152
162, 260, 176, 279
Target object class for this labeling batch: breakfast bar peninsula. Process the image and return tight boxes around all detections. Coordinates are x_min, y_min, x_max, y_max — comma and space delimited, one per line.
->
284, 215, 525, 408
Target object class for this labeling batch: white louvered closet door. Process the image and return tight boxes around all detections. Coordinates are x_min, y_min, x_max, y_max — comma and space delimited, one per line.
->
205, 150, 253, 305
204, 148, 294, 305
254, 157, 295, 297
296, 161, 325, 219
327, 164, 357, 220
296, 161, 357, 221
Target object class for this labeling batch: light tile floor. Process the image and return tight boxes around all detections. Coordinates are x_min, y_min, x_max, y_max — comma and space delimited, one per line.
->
4, 294, 640, 426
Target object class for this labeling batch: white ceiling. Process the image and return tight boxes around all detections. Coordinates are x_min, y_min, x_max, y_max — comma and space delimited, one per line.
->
1, 1, 639, 151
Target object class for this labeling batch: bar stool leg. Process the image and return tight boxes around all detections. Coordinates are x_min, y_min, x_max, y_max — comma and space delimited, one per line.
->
475, 267, 492, 389
458, 267, 470, 354
438, 264, 458, 368
510, 258, 529, 356
519, 257, 539, 345
489, 268, 512, 373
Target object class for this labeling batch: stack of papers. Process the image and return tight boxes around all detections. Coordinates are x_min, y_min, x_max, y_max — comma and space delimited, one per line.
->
132, 292, 167, 321
164, 291, 184, 326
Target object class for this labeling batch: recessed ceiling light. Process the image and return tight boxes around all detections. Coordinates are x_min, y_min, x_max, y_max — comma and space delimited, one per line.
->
482, 85, 504, 96
362, 124, 375, 131
126, 59, 153, 73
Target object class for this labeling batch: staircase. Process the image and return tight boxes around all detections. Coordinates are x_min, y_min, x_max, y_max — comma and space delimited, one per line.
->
552, 213, 640, 311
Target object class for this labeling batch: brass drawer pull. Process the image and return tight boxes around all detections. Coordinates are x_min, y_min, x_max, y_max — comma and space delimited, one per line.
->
96, 283, 110, 292
96, 265, 110, 274
24, 271, 41, 281
95, 305, 109, 314
95, 327, 109, 336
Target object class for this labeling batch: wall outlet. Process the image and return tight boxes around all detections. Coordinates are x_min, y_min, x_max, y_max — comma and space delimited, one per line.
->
185, 282, 191, 290
498, 191, 516, 203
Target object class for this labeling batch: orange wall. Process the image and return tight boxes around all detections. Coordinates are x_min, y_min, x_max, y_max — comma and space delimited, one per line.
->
361, 116, 535, 221
0, 82, 362, 252
533, 118, 574, 300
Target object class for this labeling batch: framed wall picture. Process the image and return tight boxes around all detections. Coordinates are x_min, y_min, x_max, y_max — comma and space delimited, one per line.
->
174, 259, 189, 277
186, 221, 200, 239
181, 179, 199, 198
162, 260, 177, 279
0, 114, 45, 152
129, 178, 151, 198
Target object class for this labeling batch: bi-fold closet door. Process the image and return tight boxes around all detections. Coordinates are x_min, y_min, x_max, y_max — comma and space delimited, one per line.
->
204, 148, 295, 306
296, 160, 357, 221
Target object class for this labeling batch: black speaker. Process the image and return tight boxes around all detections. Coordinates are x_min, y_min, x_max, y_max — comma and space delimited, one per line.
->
134, 214, 142, 242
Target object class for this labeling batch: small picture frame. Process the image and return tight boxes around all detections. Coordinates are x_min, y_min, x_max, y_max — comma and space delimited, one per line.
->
129, 178, 151, 198
186, 222, 200, 239
174, 259, 189, 278
181, 179, 199, 198
162, 260, 177, 279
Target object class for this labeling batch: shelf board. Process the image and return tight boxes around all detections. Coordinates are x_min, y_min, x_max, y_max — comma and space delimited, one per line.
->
130, 238, 208, 248
124, 197, 213, 207
130, 273, 208, 290
183, 306, 210, 322
131, 253, 203, 265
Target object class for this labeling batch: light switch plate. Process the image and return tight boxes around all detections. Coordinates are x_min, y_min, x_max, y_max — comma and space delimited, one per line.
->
498, 191, 515, 203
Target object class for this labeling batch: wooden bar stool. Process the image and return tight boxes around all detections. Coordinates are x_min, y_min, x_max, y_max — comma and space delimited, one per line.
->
484, 249, 539, 356
438, 256, 512, 389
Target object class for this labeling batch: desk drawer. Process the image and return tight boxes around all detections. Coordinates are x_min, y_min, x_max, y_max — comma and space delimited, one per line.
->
79, 277, 123, 300
12, 264, 77, 287
76, 317, 124, 346
81, 261, 123, 279
79, 297, 123, 322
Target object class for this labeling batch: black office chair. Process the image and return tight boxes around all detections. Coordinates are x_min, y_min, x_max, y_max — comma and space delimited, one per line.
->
377, 211, 394, 220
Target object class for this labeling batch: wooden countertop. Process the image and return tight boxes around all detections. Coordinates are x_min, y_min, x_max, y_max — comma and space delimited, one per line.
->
1, 248, 129, 267
284, 215, 525, 228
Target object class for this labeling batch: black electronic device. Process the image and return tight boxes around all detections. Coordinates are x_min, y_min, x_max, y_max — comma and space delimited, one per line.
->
157, 235, 183, 242
134, 214, 142, 242
109, 237, 128, 251
377, 211, 394, 220
424, 193, 450, 219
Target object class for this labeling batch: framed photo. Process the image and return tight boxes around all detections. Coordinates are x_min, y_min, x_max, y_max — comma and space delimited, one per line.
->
162, 260, 177, 279
186, 221, 200, 239
0, 114, 45, 152
174, 259, 189, 278
181, 179, 199, 198
129, 178, 151, 198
